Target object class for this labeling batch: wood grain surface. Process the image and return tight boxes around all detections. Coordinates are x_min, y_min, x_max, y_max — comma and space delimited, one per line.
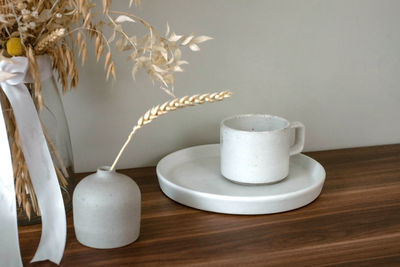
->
17, 144, 400, 266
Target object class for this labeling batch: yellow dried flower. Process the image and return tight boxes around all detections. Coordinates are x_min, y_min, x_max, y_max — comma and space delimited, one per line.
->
6, 37, 23, 56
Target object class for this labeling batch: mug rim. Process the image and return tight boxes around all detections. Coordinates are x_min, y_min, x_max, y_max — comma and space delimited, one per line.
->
221, 114, 290, 133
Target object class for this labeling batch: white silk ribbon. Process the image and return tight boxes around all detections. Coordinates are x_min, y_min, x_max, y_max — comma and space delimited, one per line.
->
0, 84, 22, 267
0, 55, 66, 265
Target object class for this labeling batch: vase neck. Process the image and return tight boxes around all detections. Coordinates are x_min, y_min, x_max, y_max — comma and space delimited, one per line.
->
96, 166, 115, 177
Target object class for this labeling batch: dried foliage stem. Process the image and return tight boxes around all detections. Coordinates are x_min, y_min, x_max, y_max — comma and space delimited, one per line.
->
110, 126, 139, 171
66, 26, 113, 57
105, 13, 138, 53
33, 0, 61, 45
6, 0, 24, 44
110, 91, 232, 171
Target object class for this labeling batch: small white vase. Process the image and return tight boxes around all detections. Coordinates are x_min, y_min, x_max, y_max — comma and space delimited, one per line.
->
73, 167, 141, 249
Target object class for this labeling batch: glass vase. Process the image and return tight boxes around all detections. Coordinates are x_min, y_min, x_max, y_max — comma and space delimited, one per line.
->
15, 76, 75, 226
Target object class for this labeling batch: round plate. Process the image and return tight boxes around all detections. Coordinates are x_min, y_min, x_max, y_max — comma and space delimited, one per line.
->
156, 144, 326, 215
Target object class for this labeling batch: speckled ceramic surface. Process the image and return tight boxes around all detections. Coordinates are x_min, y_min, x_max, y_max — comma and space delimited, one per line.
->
220, 114, 305, 184
157, 144, 325, 215
73, 168, 141, 249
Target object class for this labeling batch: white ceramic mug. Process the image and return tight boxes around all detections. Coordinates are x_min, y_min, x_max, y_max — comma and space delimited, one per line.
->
220, 114, 305, 184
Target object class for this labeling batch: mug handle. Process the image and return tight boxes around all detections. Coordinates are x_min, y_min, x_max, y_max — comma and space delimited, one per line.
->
289, 121, 305, 156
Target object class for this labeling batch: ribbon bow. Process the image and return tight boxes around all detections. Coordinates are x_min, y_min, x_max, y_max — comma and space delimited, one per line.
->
0, 57, 28, 84
0, 56, 66, 266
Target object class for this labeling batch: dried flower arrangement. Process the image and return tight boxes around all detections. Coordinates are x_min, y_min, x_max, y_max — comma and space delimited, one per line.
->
0, 0, 213, 219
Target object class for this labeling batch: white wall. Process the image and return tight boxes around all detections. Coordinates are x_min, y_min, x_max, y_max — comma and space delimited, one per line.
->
62, 0, 400, 172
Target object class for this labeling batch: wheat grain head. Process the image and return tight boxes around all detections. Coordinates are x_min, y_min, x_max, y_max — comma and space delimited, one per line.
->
110, 90, 232, 170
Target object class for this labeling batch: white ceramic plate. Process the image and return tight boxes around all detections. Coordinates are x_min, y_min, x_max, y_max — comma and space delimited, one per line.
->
156, 144, 326, 215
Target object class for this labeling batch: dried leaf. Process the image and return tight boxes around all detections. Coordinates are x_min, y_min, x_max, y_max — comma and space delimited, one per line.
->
181, 35, 194, 46
81, 45, 87, 65
37, 9, 52, 23
174, 66, 184, 72
189, 43, 200, 51
128, 0, 141, 8
137, 56, 147, 63
154, 46, 168, 61
161, 49, 168, 61
177, 60, 189, 65
115, 15, 136, 24
111, 63, 116, 80
153, 72, 168, 87
168, 32, 183, 42
103, 0, 111, 13
79, 40, 86, 56
164, 74, 175, 85
108, 31, 116, 43
165, 22, 170, 37
132, 63, 139, 80
152, 64, 168, 73
97, 42, 105, 62
104, 51, 112, 69
116, 38, 128, 51
77, 31, 83, 46
193, 35, 213, 44
83, 13, 92, 28
106, 62, 113, 80
174, 49, 182, 61
95, 36, 101, 52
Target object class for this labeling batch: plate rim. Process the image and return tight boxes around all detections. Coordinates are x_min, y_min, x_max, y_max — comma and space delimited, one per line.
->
156, 144, 326, 202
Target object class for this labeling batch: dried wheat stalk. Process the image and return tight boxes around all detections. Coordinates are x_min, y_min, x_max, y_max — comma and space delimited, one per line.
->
0, 91, 35, 218
110, 91, 232, 171
34, 28, 66, 54
1, 89, 69, 218
12, 120, 69, 218
8, 107, 37, 219
26, 47, 43, 108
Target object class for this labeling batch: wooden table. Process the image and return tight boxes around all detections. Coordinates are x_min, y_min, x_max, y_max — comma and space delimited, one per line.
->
19, 145, 400, 266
